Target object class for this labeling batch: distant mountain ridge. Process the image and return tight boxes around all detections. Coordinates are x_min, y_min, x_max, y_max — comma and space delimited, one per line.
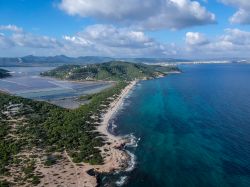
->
0, 55, 249, 67
0, 55, 190, 67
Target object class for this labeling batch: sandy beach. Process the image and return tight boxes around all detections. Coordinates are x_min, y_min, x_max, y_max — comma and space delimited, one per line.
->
98, 80, 137, 141
80, 80, 137, 186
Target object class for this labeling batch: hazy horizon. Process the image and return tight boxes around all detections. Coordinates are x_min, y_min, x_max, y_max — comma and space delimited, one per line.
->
0, 54, 249, 62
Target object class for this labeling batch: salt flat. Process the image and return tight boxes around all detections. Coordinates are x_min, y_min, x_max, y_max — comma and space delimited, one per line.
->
0, 67, 113, 108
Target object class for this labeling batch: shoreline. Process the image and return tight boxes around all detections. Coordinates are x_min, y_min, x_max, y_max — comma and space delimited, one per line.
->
85, 80, 137, 186
1, 74, 175, 186
98, 80, 137, 141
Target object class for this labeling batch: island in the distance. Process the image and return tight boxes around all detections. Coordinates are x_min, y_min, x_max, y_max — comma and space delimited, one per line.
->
0, 61, 180, 186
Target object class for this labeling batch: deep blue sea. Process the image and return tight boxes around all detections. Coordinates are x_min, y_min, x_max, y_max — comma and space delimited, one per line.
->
104, 64, 250, 187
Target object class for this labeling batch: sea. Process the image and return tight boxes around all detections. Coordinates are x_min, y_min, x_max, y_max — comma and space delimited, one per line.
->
102, 63, 250, 187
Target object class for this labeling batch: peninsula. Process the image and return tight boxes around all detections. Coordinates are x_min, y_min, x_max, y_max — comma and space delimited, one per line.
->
0, 61, 180, 186
41, 61, 180, 81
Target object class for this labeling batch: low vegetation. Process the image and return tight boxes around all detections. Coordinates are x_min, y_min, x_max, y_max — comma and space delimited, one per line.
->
41, 61, 180, 81
1, 61, 179, 186
0, 81, 128, 186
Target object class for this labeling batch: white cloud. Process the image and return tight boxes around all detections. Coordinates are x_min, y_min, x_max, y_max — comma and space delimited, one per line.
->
184, 28, 250, 58
12, 33, 62, 49
220, 0, 250, 24
0, 33, 15, 48
221, 28, 250, 45
2, 24, 250, 59
59, 0, 216, 30
0, 24, 23, 32
63, 35, 91, 46
0, 25, 62, 53
62, 24, 175, 57
229, 9, 250, 24
82, 25, 153, 48
0, 24, 177, 57
185, 32, 209, 45
220, 0, 250, 8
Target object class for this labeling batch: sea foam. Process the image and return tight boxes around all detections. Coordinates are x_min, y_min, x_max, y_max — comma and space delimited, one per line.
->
125, 150, 136, 172
116, 176, 128, 186
124, 134, 140, 148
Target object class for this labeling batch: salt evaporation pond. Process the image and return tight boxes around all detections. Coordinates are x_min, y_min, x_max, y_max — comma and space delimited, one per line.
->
0, 67, 113, 108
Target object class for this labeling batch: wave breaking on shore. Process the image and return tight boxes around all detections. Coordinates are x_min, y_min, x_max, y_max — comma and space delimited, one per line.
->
87, 81, 138, 186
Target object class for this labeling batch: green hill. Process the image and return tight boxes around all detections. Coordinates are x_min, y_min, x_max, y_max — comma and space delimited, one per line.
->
0, 68, 10, 78
41, 61, 180, 81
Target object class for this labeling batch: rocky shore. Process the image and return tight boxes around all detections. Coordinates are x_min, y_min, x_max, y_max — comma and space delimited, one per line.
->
84, 81, 137, 186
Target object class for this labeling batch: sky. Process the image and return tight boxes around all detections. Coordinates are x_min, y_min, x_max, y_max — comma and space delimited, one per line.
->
0, 0, 250, 59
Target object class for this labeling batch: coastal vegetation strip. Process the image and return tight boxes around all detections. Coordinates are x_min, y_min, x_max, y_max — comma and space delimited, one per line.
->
0, 81, 128, 186
41, 61, 180, 81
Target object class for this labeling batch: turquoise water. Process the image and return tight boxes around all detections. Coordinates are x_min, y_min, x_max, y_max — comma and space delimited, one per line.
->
106, 64, 250, 187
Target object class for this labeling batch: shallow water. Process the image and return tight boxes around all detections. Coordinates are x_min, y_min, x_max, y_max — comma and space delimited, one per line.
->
104, 64, 250, 187
0, 67, 112, 108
